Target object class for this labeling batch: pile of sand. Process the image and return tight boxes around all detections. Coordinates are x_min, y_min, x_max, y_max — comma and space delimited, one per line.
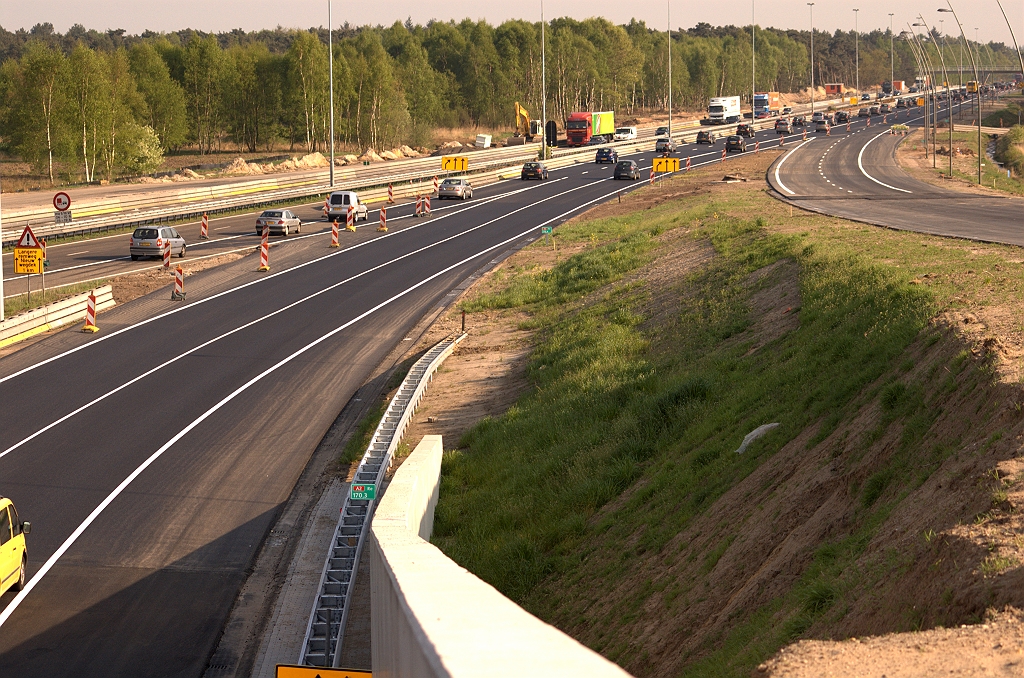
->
358, 148, 384, 163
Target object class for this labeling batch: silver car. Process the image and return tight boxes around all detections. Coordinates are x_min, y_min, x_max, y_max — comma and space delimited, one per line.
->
255, 209, 301, 236
130, 226, 185, 261
437, 178, 473, 200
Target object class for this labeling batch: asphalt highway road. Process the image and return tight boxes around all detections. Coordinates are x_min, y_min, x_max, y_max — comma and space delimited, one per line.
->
0, 145, 732, 677
768, 99, 1024, 245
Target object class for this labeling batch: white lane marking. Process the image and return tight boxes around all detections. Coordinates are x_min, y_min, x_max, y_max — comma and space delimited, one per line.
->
0, 179, 562, 383
773, 138, 817, 196
0, 180, 643, 629
0, 179, 615, 461
68, 250, 90, 256
857, 131, 912, 194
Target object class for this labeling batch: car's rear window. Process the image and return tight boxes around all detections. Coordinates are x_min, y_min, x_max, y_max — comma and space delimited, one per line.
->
524, 163, 538, 169
262, 211, 282, 217
133, 228, 158, 239
616, 161, 632, 168
441, 179, 460, 185
329, 194, 350, 205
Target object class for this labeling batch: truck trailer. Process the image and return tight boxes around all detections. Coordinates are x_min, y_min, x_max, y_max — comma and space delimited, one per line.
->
706, 96, 741, 124
753, 91, 782, 118
565, 111, 615, 146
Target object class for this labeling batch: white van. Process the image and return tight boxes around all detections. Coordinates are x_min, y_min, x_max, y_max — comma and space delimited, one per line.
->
327, 191, 369, 222
613, 126, 637, 141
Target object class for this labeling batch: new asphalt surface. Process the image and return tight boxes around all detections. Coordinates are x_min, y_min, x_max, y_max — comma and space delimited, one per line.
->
768, 99, 1024, 245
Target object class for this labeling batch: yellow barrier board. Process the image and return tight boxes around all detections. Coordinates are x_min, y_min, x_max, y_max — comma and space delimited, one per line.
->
276, 666, 370, 678
652, 157, 680, 173
441, 155, 468, 172
13, 247, 43, 274
849, 96, 859, 105
917, 97, 926, 107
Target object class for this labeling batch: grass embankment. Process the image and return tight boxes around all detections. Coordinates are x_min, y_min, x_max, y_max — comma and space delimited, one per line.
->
432, 164, 1024, 676
2, 279, 109, 319
903, 127, 1024, 194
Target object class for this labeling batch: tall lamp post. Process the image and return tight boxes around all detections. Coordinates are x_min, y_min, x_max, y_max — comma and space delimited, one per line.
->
668, 0, 672, 137
854, 8, 860, 94
889, 13, 895, 89
902, 31, 930, 159
994, 0, 1024, 82
919, 16, 953, 177
808, 3, 815, 114
939, 3, 981, 183
327, 0, 335, 187
907, 26, 935, 161
752, 0, 756, 123
541, 0, 548, 159
911, 23, 939, 168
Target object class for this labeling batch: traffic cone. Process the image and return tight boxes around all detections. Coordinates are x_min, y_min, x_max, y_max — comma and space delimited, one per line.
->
721, 148, 727, 162
258, 225, 270, 272
754, 141, 760, 153
82, 292, 99, 333
432, 176, 439, 194
378, 206, 388, 232
346, 205, 356, 232
200, 213, 209, 239
387, 183, 394, 204
163, 240, 171, 268
322, 197, 329, 218
171, 265, 186, 300
330, 219, 340, 247
780, 135, 785, 147
424, 194, 431, 216
415, 195, 423, 217
685, 156, 691, 171
649, 168, 656, 185
802, 129, 807, 141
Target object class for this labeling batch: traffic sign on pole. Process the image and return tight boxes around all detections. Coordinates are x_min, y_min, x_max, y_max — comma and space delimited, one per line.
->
53, 192, 71, 212
13, 226, 44, 274
441, 156, 468, 172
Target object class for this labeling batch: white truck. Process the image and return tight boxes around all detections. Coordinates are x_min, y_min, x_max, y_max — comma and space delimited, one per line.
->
327, 191, 369, 222
706, 96, 742, 125
613, 126, 637, 141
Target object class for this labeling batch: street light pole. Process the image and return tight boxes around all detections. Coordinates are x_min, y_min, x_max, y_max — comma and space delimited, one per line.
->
854, 9, 860, 94
889, 13, 895, 89
808, 3, 815, 114
328, 0, 335, 188
908, 25, 935, 161
668, 0, 672, 137
752, 0, 756, 123
920, 15, 953, 177
540, 0, 548, 160
994, 0, 1024, 82
903, 31, 930, 159
941, 2, 982, 183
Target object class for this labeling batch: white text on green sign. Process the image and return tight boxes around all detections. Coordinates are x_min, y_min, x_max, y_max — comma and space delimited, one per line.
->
351, 483, 377, 500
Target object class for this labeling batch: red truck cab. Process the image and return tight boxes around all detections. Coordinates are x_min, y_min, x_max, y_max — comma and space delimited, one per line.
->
566, 112, 594, 146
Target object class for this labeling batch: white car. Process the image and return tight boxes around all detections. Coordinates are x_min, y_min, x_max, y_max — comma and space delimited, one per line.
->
327, 191, 368, 222
613, 126, 637, 141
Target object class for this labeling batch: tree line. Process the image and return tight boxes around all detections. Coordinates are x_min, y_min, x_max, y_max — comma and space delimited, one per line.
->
0, 20, 1019, 185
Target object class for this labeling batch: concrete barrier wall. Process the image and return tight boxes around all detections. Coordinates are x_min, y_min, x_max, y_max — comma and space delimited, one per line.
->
0, 285, 114, 347
369, 435, 633, 678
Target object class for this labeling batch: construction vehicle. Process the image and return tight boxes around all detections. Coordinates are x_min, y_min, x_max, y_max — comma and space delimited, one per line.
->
514, 102, 542, 141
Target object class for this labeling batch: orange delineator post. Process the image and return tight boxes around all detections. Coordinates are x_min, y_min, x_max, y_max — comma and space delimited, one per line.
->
200, 213, 209, 239
346, 205, 356, 232
387, 183, 394, 203
163, 241, 171, 268
424, 194, 431, 216
82, 292, 99, 333
330, 219, 340, 247
721, 148, 727, 162
650, 169, 656, 185
171, 265, 185, 300
322, 198, 329, 217
802, 129, 807, 141
754, 141, 760, 153
258, 225, 270, 272
415, 195, 423, 216
686, 156, 691, 171
432, 176, 439, 194
780, 135, 785, 147
378, 206, 388, 232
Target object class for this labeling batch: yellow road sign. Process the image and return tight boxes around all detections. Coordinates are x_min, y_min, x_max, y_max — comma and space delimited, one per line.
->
276, 665, 371, 678
917, 97, 926, 107
13, 247, 44, 274
849, 96, 859, 105
441, 155, 468, 172
652, 157, 680, 173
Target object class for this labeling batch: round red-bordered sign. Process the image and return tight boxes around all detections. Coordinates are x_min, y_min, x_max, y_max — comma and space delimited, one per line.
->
53, 192, 71, 211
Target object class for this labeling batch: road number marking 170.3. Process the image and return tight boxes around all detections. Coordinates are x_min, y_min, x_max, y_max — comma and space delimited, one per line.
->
350, 483, 376, 500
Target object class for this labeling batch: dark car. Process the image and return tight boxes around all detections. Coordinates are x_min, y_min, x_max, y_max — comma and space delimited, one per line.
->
613, 160, 640, 180
792, 115, 806, 127
655, 137, 676, 153
879, 103, 892, 114
735, 123, 755, 138
896, 98, 907, 108
696, 130, 716, 144
869, 106, 880, 115
521, 161, 549, 180
586, 136, 606, 146
725, 135, 747, 153
775, 119, 792, 134
595, 147, 618, 164
834, 111, 849, 124
656, 126, 670, 136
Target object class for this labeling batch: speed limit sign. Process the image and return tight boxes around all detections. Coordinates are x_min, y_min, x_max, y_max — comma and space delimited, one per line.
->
53, 192, 71, 211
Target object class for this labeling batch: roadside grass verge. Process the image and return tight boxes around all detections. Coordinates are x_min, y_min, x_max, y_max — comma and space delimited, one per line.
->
3, 279, 109, 319
902, 128, 1024, 194
431, 165, 1024, 676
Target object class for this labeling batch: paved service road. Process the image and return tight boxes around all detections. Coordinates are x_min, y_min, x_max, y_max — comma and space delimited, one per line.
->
767, 100, 1024, 245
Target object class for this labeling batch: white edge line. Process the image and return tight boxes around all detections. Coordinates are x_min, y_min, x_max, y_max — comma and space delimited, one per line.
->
773, 138, 817, 195
857, 130, 912, 194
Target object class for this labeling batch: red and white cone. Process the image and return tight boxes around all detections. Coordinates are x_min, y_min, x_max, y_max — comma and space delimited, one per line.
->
346, 205, 356, 232
330, 219, 340, 247
415, 195, 423, 217
754, 141, 760, 153
387, 183, 394, 204
866, 117, 870, 127
378, 206, 388, 232
322, 198, 329, 218
82, 292, 99, 333
686, 156, 691, 171
432, 176, 439, 194
200, 213, 209, 239
171, 265, 185, 300
163, 240, 171, 268
649, 168, 656, 185
258, 225, 270, 271
847, 121, 851, 132
424, 194, 431, 216
721, 148, 727, 162
802, 128, 807, 141
882, 114, 887, 124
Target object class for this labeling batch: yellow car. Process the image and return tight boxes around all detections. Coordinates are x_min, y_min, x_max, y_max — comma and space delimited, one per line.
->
0, 497, 30, 596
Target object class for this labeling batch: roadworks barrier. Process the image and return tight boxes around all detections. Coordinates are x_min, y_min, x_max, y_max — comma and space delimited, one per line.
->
369, 435, 633, 677
0, 285, 114, 348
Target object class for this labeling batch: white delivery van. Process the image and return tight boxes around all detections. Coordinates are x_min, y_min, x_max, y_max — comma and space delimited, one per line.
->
327, 191, 369, 222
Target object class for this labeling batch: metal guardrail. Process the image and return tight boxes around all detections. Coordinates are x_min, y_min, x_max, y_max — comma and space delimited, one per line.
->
299, 333, 467, 667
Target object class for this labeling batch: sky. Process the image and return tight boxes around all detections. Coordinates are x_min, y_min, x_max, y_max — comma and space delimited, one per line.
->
0, 0, 1021, 45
